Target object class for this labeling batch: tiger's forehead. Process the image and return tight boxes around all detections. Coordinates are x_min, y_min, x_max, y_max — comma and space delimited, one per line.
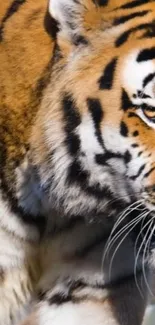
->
122, 48, 155, 98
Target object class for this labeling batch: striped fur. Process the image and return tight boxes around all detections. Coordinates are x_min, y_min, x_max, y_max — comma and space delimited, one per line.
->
1, 0, 155, 324
0, 0, 55, 323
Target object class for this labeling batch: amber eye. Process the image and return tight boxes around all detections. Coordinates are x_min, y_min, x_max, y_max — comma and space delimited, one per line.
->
143, 109, 155, 122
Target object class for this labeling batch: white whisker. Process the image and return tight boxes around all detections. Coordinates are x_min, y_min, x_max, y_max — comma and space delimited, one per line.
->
103, 209, 146, 265
102, 201, 145, 265
111, 200, 144, 236
142, 221, 155, 297
134, 213, 152, 297
134, 213, 149, 259
108, 215, 144, 280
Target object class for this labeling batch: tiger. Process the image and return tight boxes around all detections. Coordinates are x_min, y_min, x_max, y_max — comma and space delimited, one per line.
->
1, 0, 155, 324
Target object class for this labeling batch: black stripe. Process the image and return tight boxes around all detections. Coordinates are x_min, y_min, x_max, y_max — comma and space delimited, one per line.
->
98, 0, 109, 6
130, 164, 146, 180
63, 94, 81, 156
67, 160, 114, 199
138, 151, 143, 157
44, 11, 59, 40
144, 167, 155, 178
96, 150, 132, 165
67, 161, 89, 186
121, 89, 134, 111
85, 184, 114, 199
115, 23, 154, 47
49, 293, 73, 305
0, 0, 26, 41
120, 0, 153, 9
87, 98, 104, 147
124, 150, 132, 163
95, 152, 123, 165
120, 121, 128, 137
49, 280, 88, 305
114, 11, 149, 26
98, 58, 117, 90
143, 73, 155, 88
41, 270, 143, 305
142, 26, 155, 39
63, 94, 81, 132
137, 47, 155, 62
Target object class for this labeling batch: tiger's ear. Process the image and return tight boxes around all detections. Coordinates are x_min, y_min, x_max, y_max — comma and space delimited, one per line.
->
49, 0, 96, 42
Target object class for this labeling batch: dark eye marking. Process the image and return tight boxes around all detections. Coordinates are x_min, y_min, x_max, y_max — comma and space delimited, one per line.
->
87, 98, 104, 147
121, 89, 134, 111
137, 47, 155, 62
133, 131, 139, 137
132, 143, 139, 148
143, 73, 155, 88
113, 11, 149, 26
120, 121, 128, 137
98, 58, 117, 90
62, 93, 81, 156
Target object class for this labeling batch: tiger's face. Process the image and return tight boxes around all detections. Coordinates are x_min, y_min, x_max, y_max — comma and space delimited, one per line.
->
32, 0, 155, 219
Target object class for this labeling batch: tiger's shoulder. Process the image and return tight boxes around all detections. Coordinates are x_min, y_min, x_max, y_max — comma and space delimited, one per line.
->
0, 0, 56, 180
0, 0, 57, 230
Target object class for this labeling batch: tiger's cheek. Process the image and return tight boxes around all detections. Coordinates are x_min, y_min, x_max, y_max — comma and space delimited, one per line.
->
122, 113, 155, 189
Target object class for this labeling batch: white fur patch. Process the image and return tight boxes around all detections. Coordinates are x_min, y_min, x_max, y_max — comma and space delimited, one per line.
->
39, 301, 111, 325
122, 50, 155, 98
122, 49, 155, 128
49, 0, 75, 19
49, 0, 81, 32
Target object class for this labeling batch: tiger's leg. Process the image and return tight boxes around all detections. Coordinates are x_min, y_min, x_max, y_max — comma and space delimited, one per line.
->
21, 272, 147, 325
0, 227, 40, 325
20, 221, 148, 325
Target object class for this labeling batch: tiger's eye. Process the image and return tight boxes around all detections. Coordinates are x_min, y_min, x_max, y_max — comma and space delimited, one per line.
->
143, 109, 155, 121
